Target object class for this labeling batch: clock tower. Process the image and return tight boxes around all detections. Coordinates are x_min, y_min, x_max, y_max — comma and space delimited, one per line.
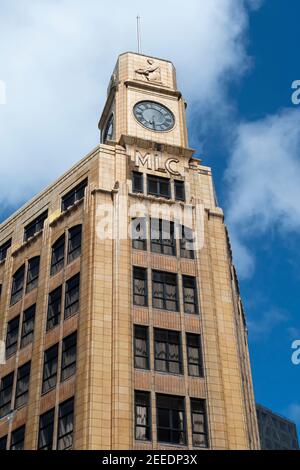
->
98, 53, 189, 148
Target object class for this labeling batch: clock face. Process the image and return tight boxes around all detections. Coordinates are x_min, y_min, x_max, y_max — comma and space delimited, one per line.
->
133, 101, 175, 132
103, 114, 114, 143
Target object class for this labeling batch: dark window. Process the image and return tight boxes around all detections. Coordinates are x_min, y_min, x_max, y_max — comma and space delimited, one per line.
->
5, 316, 20, 358
0, 435, 7, 450
46, 286, 62, 331
38, 408, 55, 450
10, 265, 25, 305
10, 426, 25, 450
20, 305, 35, 349
182, 276, 198, 314
187, 334, 203, 377
180, 225, 195, 259
133, 267, 148, 307
64, 274, 80, 319
151, 219, 176, 256
15, 361, 31, 409
134, 326, 149, 370
132, 218, 147, 251
154, 329, 182, 374
156, 394, 186, 445
42, 344, 58, 394
191, 399, 209, 448
26, 256, 40, 293
132, 172, 143, 193
24, 210, 48, 242
174, 180, 185, 201
147, 175, 170, 198
61, 332, 77, 382
0, 373, 14, 418
57, 398, 74, 450
152, 271, 178, 311
51, 235, 65, 276
61, 178, 88, 212
135, 391, 151, 441
68, 225, 82, 263
0, 239, 12, 263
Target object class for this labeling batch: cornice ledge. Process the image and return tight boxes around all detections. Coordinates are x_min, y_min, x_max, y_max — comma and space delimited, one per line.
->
128, 192, 194, 208
49, 199, 84, 228
124, 80, 181, 99
119, 135, 195, 159
91, 188, 119, 195
205, 207, 224, 220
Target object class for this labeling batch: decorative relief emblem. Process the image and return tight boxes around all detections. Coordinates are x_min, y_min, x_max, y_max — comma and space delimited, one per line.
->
135, 58, 161, 83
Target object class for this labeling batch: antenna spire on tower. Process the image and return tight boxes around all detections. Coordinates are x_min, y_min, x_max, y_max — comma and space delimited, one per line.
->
136, 15, 142, 54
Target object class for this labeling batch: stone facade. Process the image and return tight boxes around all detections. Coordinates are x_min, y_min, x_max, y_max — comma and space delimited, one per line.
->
0, 52, 260, 450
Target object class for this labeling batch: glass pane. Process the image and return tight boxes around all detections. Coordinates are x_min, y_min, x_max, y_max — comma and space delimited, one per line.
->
136, 426, 147, 440
157, 428, 170, 443
192, 412, 204, 433
157, 408, 169, 428
169, 361, 180, 374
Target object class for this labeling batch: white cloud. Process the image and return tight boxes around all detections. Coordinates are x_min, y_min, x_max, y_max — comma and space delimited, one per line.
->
0, 0, 258, 210
225, 108, 300, 278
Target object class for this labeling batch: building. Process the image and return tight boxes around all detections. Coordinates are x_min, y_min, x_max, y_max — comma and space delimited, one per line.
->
0, 52, 260, 450
256, 404, 299, 450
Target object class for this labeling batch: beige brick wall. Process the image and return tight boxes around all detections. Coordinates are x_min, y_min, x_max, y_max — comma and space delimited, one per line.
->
0, 52, 260, 450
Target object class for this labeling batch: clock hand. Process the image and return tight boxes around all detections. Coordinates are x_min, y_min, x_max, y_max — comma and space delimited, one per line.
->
152, 115, 156, 129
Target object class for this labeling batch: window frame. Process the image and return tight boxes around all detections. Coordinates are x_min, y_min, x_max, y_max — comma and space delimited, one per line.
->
186, 333, 203, 377
46, 286, 62, 331
15, 361, 31, 409
0, 238, 12, 263
10, 265, 25, 305
132, 172, 144, 194
26, 256, 40, 293
134, 391, 151, 442
38, 408, 55, 450
154, 328, 183, 375
134, 325, 149, 370
42, 344, 59, 394
64, 274, 80, 319
10, 426, 25, 450
20, 305, 36, 349
156, 394, 187, 446
174, 180, 186, 202
61, 332, 77, 382
190, 399, 209, 448
24, 210, 48, 242
57, 397, 74, 450
61, 178, 88, 212
0, 372, 14, 419
147, 174, 171, 199
180, 225, 195, 259
67, 225, 82, 264
5, 315, 20, 358
133, 267, 148, 307
182, 275, 199, 314
0, 435, 7, 450
150, 219, 176, 256
50, 234, 65, 276
132, 218, 147, 251
152, 270, 179, 312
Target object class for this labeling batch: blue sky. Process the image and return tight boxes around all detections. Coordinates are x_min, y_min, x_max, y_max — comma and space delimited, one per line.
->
189, 0, 300, 432
0, 0, 299, 435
